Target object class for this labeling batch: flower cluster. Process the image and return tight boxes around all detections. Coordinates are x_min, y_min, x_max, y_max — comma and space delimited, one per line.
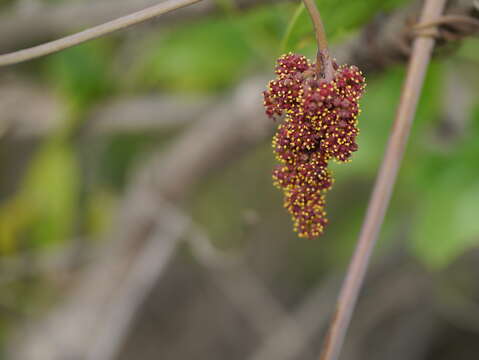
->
263, 53, 365, 238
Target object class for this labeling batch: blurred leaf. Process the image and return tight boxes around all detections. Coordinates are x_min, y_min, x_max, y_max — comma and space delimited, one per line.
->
280, 2, 305, 53
102, 133, 162, 189
86, 189, 116, 237
136, 5, 288, 92
22, 141, 79, 248
456, 38, 479, 64
236, 5, 288, 61
411, 168, 479, 269
137, 19, 253, 92
0, 198, 31, 253
214, 0, 238, 14
45, 40, 115, 108
0, 140, 79, 252
455, 185, 479, 243
411, 104, 479, 269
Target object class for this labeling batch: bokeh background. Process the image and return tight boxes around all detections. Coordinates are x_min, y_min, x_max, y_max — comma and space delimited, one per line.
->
0, 0, 479, 359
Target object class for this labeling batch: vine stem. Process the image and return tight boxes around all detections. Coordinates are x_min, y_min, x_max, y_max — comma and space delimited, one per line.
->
0, 0, 202, 67
302, 0, 334, 81
318, 1, 448, 360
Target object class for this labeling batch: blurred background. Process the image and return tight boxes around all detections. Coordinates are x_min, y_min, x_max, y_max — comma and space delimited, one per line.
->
0, 0, 479, 359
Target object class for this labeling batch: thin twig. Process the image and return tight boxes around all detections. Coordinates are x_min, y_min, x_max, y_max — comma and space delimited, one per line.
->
302, 0, 328, 52
302, 0, 334, 81
0, 0, 202, 67
249, 274, 340, 360
318, 1, 448, 360
412, 14, 479, 31
86, 203, 189, 360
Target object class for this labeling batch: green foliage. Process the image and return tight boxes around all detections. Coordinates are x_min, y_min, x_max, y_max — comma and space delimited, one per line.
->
44, 40, 115, 109
101, 132, 174, 190
24, 141, 79, 248
411, 105, 479, 269
412, 171, 479, 269
213, 0, 238, 15
140, 19, 252, 91
0, 140, 79, 252
134, 5, 287, 92
133, 0, 414, 92
280, 3, 305, 53
85, 189, 116, 237
456, 38, 479, 64
280, 0, 410, 54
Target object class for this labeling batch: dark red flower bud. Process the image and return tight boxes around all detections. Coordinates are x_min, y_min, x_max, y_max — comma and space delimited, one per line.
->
275, 53, 311, 76
263, 53, 366, 238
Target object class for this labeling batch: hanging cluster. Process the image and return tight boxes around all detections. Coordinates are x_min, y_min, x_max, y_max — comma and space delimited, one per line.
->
263, 53, 365, 238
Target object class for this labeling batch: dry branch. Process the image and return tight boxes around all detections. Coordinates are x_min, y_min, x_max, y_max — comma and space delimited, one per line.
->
85, 201, 189, 360
0, 0, 203, 66
0, 77, 64, 138
248, 275, 339, 360
0, 79, 213, 138
319, 1, 448, 359
0, 0, 285, 53
187, 228, 297, 338
87, 95, 213, 135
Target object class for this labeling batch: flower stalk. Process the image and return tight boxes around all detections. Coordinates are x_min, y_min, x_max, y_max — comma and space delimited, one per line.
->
302, 0, 334, 81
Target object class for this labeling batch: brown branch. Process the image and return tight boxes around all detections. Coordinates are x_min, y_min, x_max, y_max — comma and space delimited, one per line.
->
0, 0, 202, 66
302, 0, 334, 81
249, 274, 339, 360
0, 78, 213, 138
302, 0, 329, 52
0, 77, 64, 138
85, 202, 189, 360
318, 1, 448, 360
0, 0, 284, 53
185, 224, 301, 339
86, 95, 213, 135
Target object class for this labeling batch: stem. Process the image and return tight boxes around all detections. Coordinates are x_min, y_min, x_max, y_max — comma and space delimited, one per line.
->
0, 0, 202, 67
302, 0, 328, 51
302, 0, 334, 81
318, 1, 448, 360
